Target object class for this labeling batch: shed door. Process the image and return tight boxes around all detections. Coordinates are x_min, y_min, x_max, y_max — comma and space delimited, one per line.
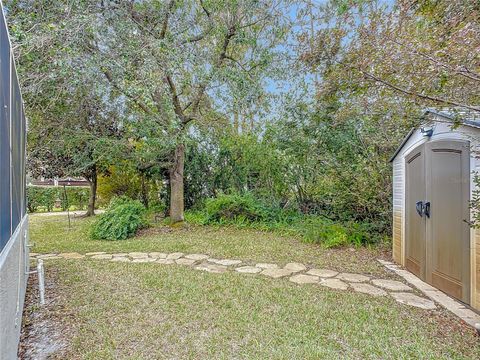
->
405, 145, 426, 279
425, 140, 470, 303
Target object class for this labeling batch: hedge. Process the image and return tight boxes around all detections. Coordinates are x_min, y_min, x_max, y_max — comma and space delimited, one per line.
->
26, 186, 90, 212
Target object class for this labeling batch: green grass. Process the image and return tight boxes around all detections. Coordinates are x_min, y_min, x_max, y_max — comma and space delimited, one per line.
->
26, 260, 480, 359
30, 215, 390, 275
25, 215, 480, 359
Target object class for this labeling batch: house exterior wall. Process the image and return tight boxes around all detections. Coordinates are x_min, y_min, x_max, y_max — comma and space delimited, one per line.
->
392, 116, 480, 309
0, 216, 29, 359
0, 2, 29, 358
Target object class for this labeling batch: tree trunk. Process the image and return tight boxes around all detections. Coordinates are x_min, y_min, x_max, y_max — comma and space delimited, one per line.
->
140, 171, 149, 209
169, 143, 185, 224
85, 167, 97, 217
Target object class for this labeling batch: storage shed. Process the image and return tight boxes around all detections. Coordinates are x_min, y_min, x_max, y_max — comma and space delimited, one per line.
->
391, 109, 480, 310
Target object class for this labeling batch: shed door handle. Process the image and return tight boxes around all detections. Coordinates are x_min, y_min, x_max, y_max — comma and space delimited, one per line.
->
416, 201, 424, 217
424, 202, 430, 218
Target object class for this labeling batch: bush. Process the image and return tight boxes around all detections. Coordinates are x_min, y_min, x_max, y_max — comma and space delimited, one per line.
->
297, 216, 380, 248
205, 193, 274, 224
96, 167, 162, 209
90, 196, 147, 240
27, 186, 90, 212
192, 192, 383, 248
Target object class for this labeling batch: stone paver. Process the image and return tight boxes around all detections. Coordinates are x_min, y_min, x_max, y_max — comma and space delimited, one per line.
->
289, 274, 319, 284
284, 262, 307, 272
157, 259, 175, 265
85, 252, 106, 256
29, 253, 39, 257
336, 273, 370, 283
319, 278, 349, 290
30, 250, 444, 313
235, 266, 262, 274
261, 268, 294, 279
176, 258, 197, 266
371, 279, 412, 292
60, 252, 84, 259
149, 252, 167, 259
379, 259, 480, 327
210, 259, 242, 266
306, 269, 339, 278
255, 263, 279, 269
91, 254, 113, 260
132, 258, 156, 263
166, 252, 184, 260
390, 292, 436, 310
185, 254, 209, 261
195, 264, 228, 273
350, 283, 387, 297
128, 252, 148, 259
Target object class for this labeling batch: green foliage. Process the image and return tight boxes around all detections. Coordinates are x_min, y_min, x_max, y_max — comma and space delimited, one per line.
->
90, 197, 147, 240
26, 186, 54, 212
192, 193, 382, 248
27, 186, 90, 212
296, 217, 378, 248
205, 193, 270, 224
97, 166, 162, 209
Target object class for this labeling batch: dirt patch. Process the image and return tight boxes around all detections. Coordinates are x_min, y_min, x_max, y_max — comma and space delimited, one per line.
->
18, 268, 69, 359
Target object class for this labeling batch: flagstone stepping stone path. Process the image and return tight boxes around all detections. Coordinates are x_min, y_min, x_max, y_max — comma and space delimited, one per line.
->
390, 292, 437, 310
371, 279, 412, 292
256, 263, 278, 269
320, 278, 349, 290
235, 266, 262, 274
350, 283, 388, 297
306, 269, 338, 278
336, 273, 370, 283
30, 251, 436, 311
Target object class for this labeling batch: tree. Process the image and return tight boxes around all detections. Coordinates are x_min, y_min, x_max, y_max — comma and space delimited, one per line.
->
25, 83, 126, 216
80, 0, 289, 223
301, 0, 480, 114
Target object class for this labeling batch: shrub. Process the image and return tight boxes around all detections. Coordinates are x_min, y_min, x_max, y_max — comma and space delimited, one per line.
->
90, 196, 147, 240
96, 167, 162, 209
299, 216, 379, 248
205, 193, 272, 224
301, 220, 349, 248
184, 210, 208, 225
27, 186, 90, 212
26, 186, 43, 213
192, 193, 384, 248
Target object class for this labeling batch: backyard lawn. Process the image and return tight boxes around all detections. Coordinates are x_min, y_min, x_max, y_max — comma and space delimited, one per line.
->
21, 215, 480, 359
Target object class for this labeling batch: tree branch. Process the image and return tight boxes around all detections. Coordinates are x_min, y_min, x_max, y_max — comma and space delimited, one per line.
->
181, 0, 213, 44
187, 26, 237, 123
343, 61, 480, 113
388, 37, 480, 83
165, 74, 186, 121
160, 0, 175, 40
101, 67, 153, 115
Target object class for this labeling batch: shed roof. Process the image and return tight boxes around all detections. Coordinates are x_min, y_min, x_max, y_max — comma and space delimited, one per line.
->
389, 108, 480, 162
